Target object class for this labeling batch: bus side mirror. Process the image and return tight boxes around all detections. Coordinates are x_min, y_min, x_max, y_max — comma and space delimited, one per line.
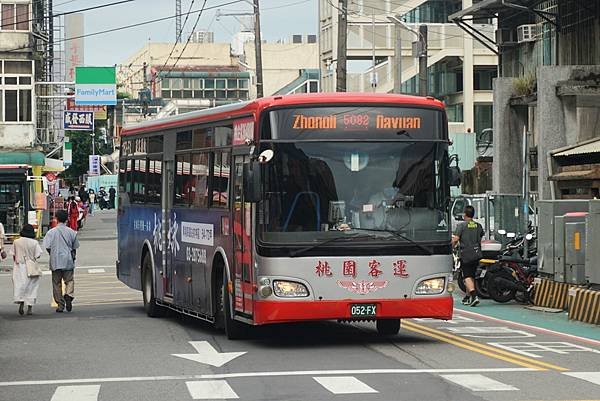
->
243, 161, 261, 203
449, 166, 461, 187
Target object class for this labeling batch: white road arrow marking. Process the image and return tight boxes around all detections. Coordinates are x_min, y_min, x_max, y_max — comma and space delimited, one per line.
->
172, 341, 246, 367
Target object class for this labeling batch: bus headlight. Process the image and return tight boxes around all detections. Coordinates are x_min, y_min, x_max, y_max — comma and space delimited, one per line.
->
415, 278, 446, 295
273, 280, 309, 298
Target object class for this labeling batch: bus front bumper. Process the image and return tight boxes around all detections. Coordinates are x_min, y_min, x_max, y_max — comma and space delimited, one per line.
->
253, 296, 453, 325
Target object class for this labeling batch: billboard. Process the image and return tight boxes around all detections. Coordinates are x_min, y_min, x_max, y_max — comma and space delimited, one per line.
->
66, 98, 107, 120
75, 66, 117, 106
64, 110, 94, 131
65, 13, 85, 82
89, 155, 101, 176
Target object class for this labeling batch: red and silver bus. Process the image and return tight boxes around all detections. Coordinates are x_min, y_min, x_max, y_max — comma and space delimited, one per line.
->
117, 93, 459, 339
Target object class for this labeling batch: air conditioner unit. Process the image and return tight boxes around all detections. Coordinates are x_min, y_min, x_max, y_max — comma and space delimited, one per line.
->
517, 24, 538, 43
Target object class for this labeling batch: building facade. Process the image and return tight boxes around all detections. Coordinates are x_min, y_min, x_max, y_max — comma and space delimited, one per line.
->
117, 41, 320, 124
452, 0, 600, 200
318, 0, 497, 135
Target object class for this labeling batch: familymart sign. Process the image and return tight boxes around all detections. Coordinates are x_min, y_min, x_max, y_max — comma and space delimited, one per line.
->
75, 66, 116, 106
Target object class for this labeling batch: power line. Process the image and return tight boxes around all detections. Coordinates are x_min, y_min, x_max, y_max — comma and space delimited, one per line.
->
5, 0, 243, 53
160, 0, 209, 81
15, 0, 136, 27
157, 0, 197, 84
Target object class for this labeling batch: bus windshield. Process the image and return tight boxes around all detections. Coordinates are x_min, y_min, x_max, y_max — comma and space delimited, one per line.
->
259, 141, 450, 245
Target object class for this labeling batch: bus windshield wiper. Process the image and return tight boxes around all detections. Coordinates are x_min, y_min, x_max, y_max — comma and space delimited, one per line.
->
289, 233, 376, 257
350, 228, 434, 255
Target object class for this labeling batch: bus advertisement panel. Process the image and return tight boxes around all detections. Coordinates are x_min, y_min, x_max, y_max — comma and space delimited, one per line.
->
117, 93, 457, 339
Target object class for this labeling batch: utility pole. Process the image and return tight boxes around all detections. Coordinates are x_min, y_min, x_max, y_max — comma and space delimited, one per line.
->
175, 0, 182, 42
253, 0, 264, 98
336, 0, 347, 92
371, 11, 377, 92
418, 24, 428, 96
393, 21, 401, 94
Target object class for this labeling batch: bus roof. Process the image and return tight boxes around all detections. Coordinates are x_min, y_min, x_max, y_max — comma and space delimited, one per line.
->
121, 92, 445, 137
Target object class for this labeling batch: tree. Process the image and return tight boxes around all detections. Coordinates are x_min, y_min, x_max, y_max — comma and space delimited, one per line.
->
63, 127, 112, 181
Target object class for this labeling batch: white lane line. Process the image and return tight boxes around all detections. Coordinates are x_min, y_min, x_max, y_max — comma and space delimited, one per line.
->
440, 374, 519, 392
564, 372, 600, 386
87, 269, 106, 274
51, 385, 100, 401
42, 271, 52, 276
74, 265, 114, 270
186, 380, 239, 399
456, 309, 600, 347
313, 376, 378, 394
0, 368, 535, 387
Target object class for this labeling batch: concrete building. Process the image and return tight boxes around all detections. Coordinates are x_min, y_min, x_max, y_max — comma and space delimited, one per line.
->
318, 0, 497, 135
451, 0, 600, 200
117, 40, 319, 123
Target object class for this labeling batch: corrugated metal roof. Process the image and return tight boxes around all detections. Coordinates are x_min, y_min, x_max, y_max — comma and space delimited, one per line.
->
553, 139, 600, 157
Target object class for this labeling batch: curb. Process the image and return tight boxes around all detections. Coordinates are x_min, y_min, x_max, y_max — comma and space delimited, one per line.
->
568, 287, 600, 325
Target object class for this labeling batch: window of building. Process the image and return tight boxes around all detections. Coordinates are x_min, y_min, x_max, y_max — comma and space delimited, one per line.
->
474, 103, 493, 135
212, 151, 230, 208
474, 68, 497, 91
191, 153, 209, 208
174, 154, 193, 206
1, 3, 29, 31
1, 60, 33, 122
446, 103, 464, 123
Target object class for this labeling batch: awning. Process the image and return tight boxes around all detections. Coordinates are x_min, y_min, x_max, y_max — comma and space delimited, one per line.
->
549, 170, 599, 181
0, 151, 45, 166
552, 138, 600, 157
448, 0, 504, 21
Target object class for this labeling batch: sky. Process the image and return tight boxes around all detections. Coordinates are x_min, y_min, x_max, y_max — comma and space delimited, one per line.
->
57, 0, 318, 66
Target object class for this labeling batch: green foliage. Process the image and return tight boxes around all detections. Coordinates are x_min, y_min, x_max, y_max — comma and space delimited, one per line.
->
513, 73, 537, 97
63, 126, 112, 180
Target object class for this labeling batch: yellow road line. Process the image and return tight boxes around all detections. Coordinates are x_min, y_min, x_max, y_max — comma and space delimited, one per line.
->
403, 320, 568, 372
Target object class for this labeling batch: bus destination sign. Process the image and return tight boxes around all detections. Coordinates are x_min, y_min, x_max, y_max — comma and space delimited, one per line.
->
292, 113, 422, 131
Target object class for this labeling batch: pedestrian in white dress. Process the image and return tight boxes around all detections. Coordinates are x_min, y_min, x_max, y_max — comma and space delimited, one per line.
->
12, 224, 43, 315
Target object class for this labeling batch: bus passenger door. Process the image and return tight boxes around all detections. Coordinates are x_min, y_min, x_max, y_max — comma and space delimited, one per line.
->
231, 153, 253, 318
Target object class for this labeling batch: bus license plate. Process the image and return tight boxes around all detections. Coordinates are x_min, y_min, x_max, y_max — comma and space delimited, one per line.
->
350, 304, 377, 317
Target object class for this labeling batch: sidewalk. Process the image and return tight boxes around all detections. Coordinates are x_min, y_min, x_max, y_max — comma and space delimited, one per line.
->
453, 294, 600, 341
0, 209, 117, 273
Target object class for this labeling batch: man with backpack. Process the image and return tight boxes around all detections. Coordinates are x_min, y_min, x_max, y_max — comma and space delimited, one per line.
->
452, 205, 484, 307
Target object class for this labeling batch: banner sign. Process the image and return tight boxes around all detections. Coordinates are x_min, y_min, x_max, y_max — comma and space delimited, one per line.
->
89, 155, 101, 176
66, 98, 107, 120
63, 141, 72, 167
64, 110, 94, 131
75, 66, 117, 106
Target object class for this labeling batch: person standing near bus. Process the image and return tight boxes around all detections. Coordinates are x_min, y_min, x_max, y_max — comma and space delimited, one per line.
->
452, 205, 483, 307
67, 196, 79, 231
88, 189, 96, 216
43, 210, 79, 313
12, 224, 43, 315
108, 186, 116, 209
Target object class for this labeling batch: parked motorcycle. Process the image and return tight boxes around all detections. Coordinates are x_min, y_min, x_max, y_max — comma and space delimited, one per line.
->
485, 231, 538, 304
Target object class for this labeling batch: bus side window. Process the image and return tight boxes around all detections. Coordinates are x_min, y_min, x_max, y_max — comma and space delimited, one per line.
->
146, 157, 162, 204
174, 154, 192, 206
131, 159, 146, 204
211, 151, 230, 209
191, 153, 209, 208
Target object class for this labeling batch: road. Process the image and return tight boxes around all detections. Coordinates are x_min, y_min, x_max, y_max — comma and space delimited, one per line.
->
1, 210, 599, 401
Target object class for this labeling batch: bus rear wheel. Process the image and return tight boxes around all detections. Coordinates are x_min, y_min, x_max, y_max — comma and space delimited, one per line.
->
376, 319, 401, 336
219, 272, 250, 340
142, 253, 165, 318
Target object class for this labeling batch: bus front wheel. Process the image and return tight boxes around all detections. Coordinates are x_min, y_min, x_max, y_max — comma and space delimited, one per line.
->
219, 272, 250, 340
376, 319, 401, 336
142, 253, 165, 318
